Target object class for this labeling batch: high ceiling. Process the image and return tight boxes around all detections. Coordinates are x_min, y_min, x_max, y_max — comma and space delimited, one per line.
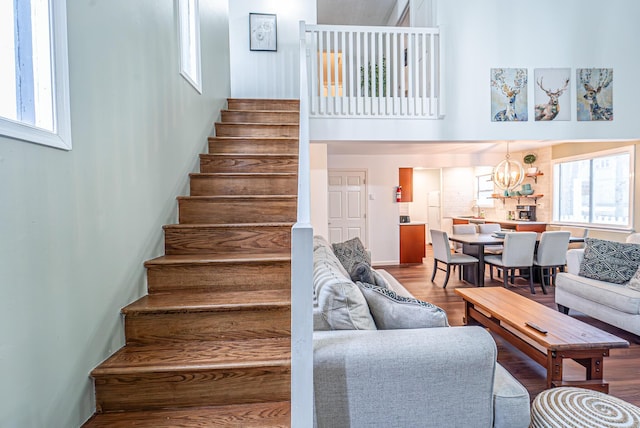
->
317, 0, 398, 26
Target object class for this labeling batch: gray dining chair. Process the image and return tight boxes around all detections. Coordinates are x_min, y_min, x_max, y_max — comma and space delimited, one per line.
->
452, 224, 477, 253
533, 231, 571, 291
485, 232, 539, 294
430, 229, 479, 289
477, 223, 504, 255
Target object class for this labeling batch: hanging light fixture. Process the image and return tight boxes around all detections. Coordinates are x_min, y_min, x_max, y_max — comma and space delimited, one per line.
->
492, 141, 524, 190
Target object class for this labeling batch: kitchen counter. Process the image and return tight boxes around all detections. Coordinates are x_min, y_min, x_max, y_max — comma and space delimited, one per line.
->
452, 217, 547, 232
399, 221, 426, 225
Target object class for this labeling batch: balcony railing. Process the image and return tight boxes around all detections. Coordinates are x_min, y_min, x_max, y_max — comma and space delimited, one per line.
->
303, 24, 444, 118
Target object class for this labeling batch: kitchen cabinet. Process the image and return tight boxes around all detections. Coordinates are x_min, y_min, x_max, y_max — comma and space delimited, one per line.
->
398, 168, 413, 202
400, 223, 425, 264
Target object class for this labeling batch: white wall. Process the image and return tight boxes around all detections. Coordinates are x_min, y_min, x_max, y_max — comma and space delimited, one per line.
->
228, 0, 316, 99
325, 153, 480, 263
311, 0, 640, 142
310, 143, 329, 237
0, 1, 231, 426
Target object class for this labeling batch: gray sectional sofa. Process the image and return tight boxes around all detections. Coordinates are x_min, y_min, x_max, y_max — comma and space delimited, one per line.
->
312, 235, 531, 428
556, 247, 640, 337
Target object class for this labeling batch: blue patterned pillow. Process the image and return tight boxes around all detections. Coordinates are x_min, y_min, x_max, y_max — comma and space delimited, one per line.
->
356, 282, 449, 329
579, 238, 640, 284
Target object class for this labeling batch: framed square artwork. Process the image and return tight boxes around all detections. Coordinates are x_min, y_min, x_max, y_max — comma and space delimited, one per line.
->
249, 13, 277, 52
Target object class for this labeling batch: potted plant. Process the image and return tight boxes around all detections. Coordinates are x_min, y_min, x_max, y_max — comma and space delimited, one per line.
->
524, 153, 538, 174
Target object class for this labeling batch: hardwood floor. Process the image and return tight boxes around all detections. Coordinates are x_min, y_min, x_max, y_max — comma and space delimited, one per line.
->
378, 246, 640, 407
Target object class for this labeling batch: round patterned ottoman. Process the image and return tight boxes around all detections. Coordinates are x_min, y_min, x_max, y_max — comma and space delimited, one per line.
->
530, 387, 640, 428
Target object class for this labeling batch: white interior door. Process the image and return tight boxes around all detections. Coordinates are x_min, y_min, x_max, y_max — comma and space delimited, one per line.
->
327, 170, 368, 247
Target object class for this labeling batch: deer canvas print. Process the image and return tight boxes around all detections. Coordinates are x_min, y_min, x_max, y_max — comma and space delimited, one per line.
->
491, 68, 528, 121
577, 68, 613, 121
534, 68, 570, 121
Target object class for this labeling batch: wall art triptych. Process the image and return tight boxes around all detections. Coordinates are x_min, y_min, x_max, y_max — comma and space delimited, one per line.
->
490, 68, 613, 122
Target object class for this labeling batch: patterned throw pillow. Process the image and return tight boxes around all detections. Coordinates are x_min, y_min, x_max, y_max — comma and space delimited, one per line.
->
579, 238, 640, 284
356, 282, 449, 329
332, 237, 371, 274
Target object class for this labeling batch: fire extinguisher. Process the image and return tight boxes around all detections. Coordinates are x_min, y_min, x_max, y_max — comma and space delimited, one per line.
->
396, 185, 402, 202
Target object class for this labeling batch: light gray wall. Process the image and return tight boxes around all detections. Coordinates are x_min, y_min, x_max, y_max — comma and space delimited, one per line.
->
0, 1, 230, 426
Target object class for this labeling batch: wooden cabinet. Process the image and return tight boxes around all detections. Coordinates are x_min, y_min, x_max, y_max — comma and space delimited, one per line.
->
400, 224, 425, 264
398, 168, 413, 202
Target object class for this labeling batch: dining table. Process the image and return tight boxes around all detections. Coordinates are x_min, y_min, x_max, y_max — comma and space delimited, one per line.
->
448, 232, 585, 287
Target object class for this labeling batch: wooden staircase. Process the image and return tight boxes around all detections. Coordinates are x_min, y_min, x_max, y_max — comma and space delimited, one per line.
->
83, 98, 299, 427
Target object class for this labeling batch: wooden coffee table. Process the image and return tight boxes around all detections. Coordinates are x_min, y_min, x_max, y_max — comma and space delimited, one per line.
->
455, 287, 629, 392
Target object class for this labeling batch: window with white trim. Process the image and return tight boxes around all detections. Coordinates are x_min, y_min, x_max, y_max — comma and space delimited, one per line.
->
0, 0, 72, 150
476, 174, 494, 207
553, 147, 634, 228
178, 0, 202, 93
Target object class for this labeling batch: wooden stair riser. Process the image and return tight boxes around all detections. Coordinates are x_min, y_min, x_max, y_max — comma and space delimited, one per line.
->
146, 260, 291, 293
189, 174, 297, 197
164, 225, 292, 255
125, 308, 291, 345
94, 366, 291, 413
221, 110, 299, 124
178, 198, 297, 224
215, 123, 299, 138
208, 138, 298, 155
227, 98, 299, 111
199, 154, 298, 173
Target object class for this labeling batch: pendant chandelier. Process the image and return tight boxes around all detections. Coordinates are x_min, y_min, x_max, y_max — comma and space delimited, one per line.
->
492, 141, 524, 190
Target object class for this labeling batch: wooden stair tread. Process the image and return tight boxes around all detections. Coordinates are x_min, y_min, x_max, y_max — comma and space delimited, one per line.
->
215, 122, 299, 126
201, 153, 298, 157
145, 252, 291, 266
163, 222, 294, 230
177, 195, 297, 200
83, 401, 290, 427
91, 337, 291, 375
208, 136, 298, 141
190, 172, 297, 177
123, 290, 291, 314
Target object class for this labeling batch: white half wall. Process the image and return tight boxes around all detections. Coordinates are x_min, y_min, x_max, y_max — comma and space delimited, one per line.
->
229, 0, 316, 99
310, 143, 329, 238
0, 1, 231, 426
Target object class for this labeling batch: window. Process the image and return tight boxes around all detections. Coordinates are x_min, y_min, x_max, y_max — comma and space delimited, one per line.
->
553, 147, 634, 228
0, 0, 71, 150
178, 0, 202, 92
477, 174, 494, 207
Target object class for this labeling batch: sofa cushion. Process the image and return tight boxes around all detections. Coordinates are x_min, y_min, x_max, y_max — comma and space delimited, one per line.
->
356, 282, 449, 329
556, 272, 640, 315
332, 237, 371, 274
579, 238, 640, 284
314, 259, 377, 330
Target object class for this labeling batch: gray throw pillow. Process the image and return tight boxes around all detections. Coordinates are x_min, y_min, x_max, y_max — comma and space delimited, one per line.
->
349, 261, 374, 284
315, 261, 377, 330
626, 266, 640, 292
356, 282, 449, 329
579, 238, 640, 284
332, 237, 371, 274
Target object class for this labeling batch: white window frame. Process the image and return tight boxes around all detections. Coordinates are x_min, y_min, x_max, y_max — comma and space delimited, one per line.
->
552, 146, 635, 230
476, 173, 494, 208
178, 0, 202, 93
0, 0, 72, 150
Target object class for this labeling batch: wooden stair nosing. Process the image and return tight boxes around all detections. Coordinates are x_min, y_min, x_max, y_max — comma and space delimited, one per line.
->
144, 252, 291, 267
163, 222, 294, 230
177, 195, 297, 201
91, 338, 291, 376
81, 401, 291, 427
189, 172, 297, 178
122, 290, 291, 315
